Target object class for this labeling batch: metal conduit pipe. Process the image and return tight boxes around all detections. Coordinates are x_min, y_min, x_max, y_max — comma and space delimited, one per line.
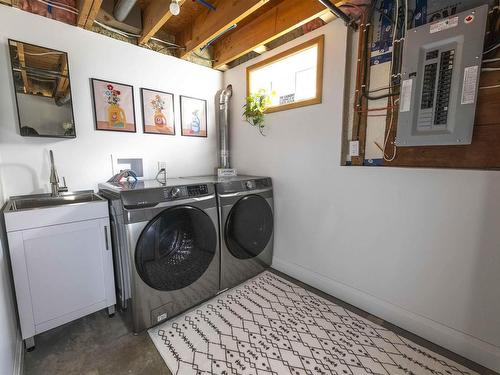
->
114, 0, 137, 22
317, 0, 358, 30
218, 85, 233, 169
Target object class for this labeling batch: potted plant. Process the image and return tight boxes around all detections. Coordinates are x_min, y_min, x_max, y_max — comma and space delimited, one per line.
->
243, 89, 272, 136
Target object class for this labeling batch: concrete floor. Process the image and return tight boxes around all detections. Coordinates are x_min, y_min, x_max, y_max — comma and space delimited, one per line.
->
23, 310, 171, 375
23, 269, 497, 375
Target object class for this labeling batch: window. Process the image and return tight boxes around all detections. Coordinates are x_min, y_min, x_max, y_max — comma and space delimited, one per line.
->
246, 35, 324, 113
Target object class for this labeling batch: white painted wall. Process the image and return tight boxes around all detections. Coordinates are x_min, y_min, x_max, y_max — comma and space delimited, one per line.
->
0, 166, 20, 374
225, 20, 500, 372
0, 6, 222, 198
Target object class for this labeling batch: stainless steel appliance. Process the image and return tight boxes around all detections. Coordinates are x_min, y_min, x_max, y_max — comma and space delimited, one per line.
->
99, 178, 219, 332
184, 176, 274, 291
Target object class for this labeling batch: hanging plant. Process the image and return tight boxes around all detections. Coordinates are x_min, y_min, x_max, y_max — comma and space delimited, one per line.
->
243, 89, 272, 136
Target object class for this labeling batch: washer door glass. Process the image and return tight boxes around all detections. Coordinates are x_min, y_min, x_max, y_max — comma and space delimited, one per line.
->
135, 205, 217, 291
225, 195, 273, 260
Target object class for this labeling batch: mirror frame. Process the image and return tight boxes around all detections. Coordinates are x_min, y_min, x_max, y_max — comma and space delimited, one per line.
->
8, 39, 77, 139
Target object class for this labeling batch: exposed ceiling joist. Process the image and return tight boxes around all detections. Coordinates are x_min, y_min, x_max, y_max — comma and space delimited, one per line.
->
55, 56, 69, 98
177, 0, 270, 59
139, 0, 187, 45
77, 0, 103, 29
212, 0, 335, 69
16, 42, 31, 94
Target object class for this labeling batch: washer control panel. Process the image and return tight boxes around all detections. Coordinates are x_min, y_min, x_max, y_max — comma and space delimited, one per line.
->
122, 183, 214, 209
188, 184, 209, 197
164, 184, 210, 199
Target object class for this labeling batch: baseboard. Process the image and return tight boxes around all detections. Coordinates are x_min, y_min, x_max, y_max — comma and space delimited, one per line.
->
273, 257, 500, 373
13, 331, 23, 375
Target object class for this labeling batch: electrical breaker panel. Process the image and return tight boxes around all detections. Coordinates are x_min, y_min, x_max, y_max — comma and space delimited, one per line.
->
395, 5, 488, 147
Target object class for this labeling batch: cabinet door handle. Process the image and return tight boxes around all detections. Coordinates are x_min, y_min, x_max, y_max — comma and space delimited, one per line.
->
104, 226, 110, 250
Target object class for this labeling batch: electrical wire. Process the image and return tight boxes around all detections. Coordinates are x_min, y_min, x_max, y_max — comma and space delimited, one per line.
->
150, 37, 181, 48
479, 84, 500, 90
483, 58, 500, 63
367, 113, 394, 117
155, 169, 167, 184
367, 84, 400, 93
35, 0, 79, 14
482, 68, 500, 71
45, 0, 79, 11
484, 42, 500, 55
373, 5, 395, 25
381, 0, 400, 162
356, 105, 397, 113
36, 0, 79, 12
193, 51, 217, 62
363, 91, 399, 100
94, 20, 136, 38
403, 0, 408, 37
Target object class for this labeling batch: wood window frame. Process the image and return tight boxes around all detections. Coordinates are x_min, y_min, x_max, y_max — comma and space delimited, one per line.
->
246, 35, 324, 113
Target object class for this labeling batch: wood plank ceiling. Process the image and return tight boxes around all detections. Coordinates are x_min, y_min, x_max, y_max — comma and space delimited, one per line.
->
7, 0, 343, 69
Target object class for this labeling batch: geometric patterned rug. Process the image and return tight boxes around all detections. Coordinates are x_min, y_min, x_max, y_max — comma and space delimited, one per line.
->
149, 271, 478, 375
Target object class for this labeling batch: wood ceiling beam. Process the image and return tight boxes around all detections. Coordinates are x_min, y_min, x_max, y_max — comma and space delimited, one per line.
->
16, 43, 31, 94
77, 0, 103, 29
177, 0, 270, 59
55, 55, 69, 98
212, 0, 335, 69
139, 0, 187, 45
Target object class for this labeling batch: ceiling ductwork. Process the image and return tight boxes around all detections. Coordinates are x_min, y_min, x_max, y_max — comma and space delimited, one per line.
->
113, 0, 137, 22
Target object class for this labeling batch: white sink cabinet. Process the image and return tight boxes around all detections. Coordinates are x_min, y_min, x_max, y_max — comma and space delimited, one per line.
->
3, 194, 116, 350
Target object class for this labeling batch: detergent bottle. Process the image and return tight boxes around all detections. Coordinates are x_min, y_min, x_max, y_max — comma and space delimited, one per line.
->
108, 103, 126, 128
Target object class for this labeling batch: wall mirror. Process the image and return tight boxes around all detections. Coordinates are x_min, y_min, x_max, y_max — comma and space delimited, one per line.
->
8, 39, 76, 138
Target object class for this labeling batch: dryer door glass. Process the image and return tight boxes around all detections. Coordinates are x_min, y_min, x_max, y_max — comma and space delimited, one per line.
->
135, 206, 217, 291
225, 195, 273, 259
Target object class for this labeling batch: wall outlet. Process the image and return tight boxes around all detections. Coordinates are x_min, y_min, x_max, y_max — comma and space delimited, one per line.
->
349, 141, 360, 157
158, 161, 167, 171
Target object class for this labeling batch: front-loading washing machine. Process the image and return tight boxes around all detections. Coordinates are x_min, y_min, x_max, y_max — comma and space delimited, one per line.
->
182, 175, 274, 291
99, 178, 219, 332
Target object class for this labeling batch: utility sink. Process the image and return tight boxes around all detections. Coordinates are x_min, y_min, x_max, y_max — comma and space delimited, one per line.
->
5, 191, 105, 212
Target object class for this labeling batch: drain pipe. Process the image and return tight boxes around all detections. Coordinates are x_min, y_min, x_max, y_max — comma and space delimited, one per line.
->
219, 84, 233, 169
114, 0, 137, 22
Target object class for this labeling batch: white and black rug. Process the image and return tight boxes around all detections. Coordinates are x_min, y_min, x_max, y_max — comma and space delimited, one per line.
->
149, 272, 477, 375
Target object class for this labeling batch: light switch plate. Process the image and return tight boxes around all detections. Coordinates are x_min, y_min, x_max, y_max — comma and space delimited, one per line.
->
349, 141, 360, 157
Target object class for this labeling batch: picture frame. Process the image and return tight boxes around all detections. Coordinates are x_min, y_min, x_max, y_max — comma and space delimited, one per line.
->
91, 78, 136, 133
180, 95, 207, 138
140, 88, 175, 135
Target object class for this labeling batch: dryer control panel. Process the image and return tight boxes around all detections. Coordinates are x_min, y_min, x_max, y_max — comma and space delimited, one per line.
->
218, 178, 272, 194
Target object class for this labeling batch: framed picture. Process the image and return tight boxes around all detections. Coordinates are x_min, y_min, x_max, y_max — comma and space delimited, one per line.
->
91, 78, 136, 132
140, 88, 175, 135
180, 95, 207, 137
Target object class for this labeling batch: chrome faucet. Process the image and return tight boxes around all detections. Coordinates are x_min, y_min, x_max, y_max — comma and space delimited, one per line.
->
49, 150, 68, 197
